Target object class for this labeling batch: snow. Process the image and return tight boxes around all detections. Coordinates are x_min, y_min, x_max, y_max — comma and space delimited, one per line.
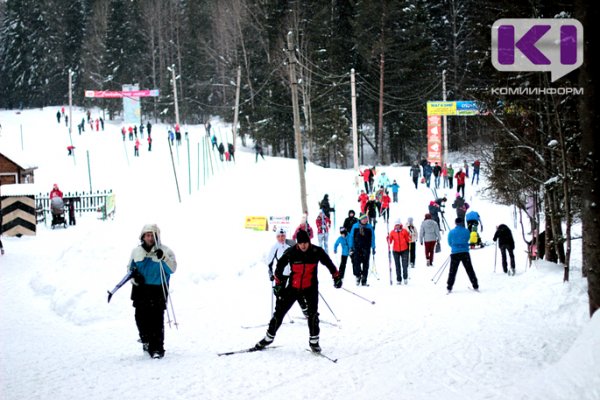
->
0, 107, 598, 400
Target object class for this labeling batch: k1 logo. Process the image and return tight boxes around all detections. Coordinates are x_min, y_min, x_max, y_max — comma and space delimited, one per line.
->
491, 19, 583, 82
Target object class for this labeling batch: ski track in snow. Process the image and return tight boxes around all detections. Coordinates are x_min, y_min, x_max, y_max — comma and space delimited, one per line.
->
0, 107, 598, 400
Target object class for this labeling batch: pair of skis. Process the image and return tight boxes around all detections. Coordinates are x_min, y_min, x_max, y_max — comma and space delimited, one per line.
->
217, 345, 338, 363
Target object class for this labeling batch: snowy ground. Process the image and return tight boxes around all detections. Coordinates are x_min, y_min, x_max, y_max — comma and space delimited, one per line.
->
0, 107, 598, 400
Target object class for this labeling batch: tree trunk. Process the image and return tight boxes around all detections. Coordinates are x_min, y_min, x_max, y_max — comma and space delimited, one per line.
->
576, 0, 600, 317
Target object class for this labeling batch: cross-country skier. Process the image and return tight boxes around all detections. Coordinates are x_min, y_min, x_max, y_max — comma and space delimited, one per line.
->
493, 224, 516, 275
446, 218, 479, 293
254, 230, 342, 353
348, 213, 376, 286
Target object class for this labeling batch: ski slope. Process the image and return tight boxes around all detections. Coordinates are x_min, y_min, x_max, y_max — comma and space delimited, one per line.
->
0, 107, 598, 400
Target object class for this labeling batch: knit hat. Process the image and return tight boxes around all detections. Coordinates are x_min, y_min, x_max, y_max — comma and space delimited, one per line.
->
424, 213, 432, 220
455, 217, 464, 225
277, 228, 287, 236
296, 229, 310, 244
359, 213, 368, 221
339, 227, 347, 233
394, 218, 402, 225
407, 217, 413, 224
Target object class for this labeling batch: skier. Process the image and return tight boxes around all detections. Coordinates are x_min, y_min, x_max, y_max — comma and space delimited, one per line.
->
380, 191, 391, 223
292, 214, 314, 242
447, 218, 479, 293
334, 227, 350, 279
432, 162, 442, 188
365, 194, 378, 229
442, 163, 449, 188
254, 229, 342, 353
423, 162, 433, 188
127, 224, 177, 358
388, 220, 410, 284
406, 217, 418, 267
342, 210, 358, 234
319, 194, 335, 219
348, 213, 376, 286
265, 228, 309, 317
56, 110, 61, 123
254, 143, 265, 162
146, 121, 152, 137
228, 143, 235, 162
134, 139, 140, 157
147, 135, 153, 152
465, 210, 483, 234
428, 201, 441, 229
455, 168, 467, 198
368, 166, 376, 193
361, 168, 372, 193
447, 164, 454, 189
493, 224, 516, 275
377, 171, 390, 189
389, 180, 400, 203
452, 193, 469, 222
420, 213, 440, 266
315, 209, 331, 254
357, 190, 369, 214
410, 162, 421, 189
472, 160, 481, 185
218, 143, 225, 161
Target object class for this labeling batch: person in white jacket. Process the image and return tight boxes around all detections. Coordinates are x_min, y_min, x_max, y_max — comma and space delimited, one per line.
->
265, 229, 307, 317
419, 213, 441, 266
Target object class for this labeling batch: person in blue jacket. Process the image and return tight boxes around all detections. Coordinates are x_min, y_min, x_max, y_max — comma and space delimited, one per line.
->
348, 214, 376, 286
334, 226, 350, 278
128, 224, 177, 359
389, 180, 400, 203
446, 218, 479, 293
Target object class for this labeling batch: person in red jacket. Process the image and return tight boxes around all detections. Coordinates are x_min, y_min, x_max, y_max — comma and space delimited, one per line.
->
380, 191, 391, 223
315, 209, 331, 254
50, 184, 63, 199
293, 213, 314, 241
254, 229, 342, 353
455, 168, 467, 198
357, 190, 369, 214
361, 168, 372, 193
388, 220, 411, 284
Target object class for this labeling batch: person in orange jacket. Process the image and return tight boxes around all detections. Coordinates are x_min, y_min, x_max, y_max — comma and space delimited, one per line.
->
388, 220, 411, 284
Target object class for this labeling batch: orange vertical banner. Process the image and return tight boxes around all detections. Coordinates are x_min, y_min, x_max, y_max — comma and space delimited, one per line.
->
427, 115, 442, 164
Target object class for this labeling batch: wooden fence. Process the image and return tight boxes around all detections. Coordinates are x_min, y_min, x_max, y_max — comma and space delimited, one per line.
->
36, 189, 115, 221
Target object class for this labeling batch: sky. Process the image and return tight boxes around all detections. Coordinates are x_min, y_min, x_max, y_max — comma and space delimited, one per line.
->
0, 107, 598, 400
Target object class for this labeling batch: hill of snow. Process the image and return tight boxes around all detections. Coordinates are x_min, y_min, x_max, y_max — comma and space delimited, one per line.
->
0, 107, 598, 400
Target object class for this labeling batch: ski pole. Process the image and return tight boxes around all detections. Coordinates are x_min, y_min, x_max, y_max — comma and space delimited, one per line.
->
494, 240, 498, 273
342, 287, 376, 305
387, 220, 392, 286
318, 291, 340, 322
154, 232, 178, 329
432, 256, 451, 284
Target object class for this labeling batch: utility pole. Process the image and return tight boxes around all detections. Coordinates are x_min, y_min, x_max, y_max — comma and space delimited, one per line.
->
68, 69, 75, 164
286, 31, 308, 214
68, 69, 73, 145
168, 64, 180, 128
442, 69, 448, 165
351, 68, 359, 172
232, 65, 241, 152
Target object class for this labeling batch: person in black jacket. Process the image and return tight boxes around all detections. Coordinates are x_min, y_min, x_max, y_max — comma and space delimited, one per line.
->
343, 210, 358, 233
319, 194, 335, 218
254, 230, 342, 353
493, 224, 516, 275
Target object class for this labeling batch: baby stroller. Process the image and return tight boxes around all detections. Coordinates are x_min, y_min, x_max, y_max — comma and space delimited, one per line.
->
50, 197, 67, 229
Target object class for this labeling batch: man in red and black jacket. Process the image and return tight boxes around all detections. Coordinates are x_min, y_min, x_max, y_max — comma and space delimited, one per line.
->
255, 229, 342, 353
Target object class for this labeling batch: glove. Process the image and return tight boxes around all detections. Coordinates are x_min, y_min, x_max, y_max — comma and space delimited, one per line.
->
333, 276, 343, 289
349, 249, 354, 257
131, 269, 145, 285
155, 249, 164, 260
273, 284, 284, 296
372, 248, 376, 255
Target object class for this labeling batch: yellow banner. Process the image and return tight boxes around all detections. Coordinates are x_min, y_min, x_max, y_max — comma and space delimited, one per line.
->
244, 216, 268, 231
427, 101, 457, 116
